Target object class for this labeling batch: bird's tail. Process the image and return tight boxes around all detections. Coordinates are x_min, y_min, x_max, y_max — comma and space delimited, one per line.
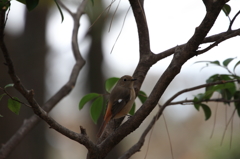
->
97, 116, 111, 138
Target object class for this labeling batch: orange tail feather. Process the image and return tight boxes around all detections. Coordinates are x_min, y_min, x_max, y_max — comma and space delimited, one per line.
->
97, 116, 111, 138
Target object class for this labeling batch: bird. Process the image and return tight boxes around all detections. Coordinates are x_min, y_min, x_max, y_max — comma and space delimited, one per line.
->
97, 75, 136, 137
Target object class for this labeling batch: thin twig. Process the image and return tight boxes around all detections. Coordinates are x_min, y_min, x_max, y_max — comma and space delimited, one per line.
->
228, 10, 240, 31
57, 0, 74, 16
230, 112, 234, 149
0, 87, 32, 107
105, 0, 116, 20
108, 0, 121, 32
210, 102, 219, 139
154, 28, 240, 62
169, 98, 240, 106
88, 0, 116, 30
225, 105, 227, 127
143, 121, 155, 159
110, 7, 130, 54
197, 30, 240, 55
220, 109, 236, 146
163, 113, 174, 159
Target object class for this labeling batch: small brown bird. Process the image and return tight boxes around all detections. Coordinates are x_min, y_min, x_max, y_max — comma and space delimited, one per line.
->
97, 75, 136, 137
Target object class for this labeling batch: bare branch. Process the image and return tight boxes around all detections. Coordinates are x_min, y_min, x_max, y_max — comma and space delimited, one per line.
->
228, 10, 240, 31
30, 97, 96, 150
153, 28, 240, 64
129, 0, 151, 57
197, 29, 240, 54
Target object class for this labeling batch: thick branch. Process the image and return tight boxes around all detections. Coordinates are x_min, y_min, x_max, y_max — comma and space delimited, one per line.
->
129, 0, 151, 57
30, 97, 97, 151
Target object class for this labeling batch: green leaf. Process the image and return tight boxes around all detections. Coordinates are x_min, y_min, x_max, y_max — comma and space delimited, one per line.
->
138, 90, 147, 104
214, 82, 236, 94
234, 91, 240, 117
222, 4, 231, 16
0, 114, 3, 117
8, 97, 21, 115
129, 103, 135, 115
79, 93, 100, 110
233, 60, 240, 74
218, 74, 233, 80
223, 57, 235, 67
205, 82, 236, 105
54, 0, 64, 22
206, 74, 220, 84
4, 83, 14, 89
90, 96, 103, 124
194, 103, 200, 111
0, 93, 6, 101
200, 104, 211, 120
195, 60, 220, 66
206, 74, 219, 91
90, 0, 94, 5
193, 97, 201, 111
25, 0, 39, 11
105, 77, 119, 93
195, 61, 221, 71
216, 82, 236, 97
210, 60, 221, 66
195, 93, 205, 101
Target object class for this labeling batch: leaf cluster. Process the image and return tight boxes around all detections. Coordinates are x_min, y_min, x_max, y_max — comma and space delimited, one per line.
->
194, 58, 240, 120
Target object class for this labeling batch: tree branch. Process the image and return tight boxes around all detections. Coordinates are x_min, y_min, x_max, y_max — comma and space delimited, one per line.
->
169, 98, 240, 106
97, 1, 228, 157
228, 10, 240, 31
153, 28, 240, 63
129, 0, 151, 57
197, 29, 240, 54
0, 1, 88, 158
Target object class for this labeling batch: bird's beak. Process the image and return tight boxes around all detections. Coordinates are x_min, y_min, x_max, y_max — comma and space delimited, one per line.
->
131, 78, 137, 81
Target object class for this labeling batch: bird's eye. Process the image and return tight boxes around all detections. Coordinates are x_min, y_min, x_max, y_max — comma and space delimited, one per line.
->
123, 78, 127, 81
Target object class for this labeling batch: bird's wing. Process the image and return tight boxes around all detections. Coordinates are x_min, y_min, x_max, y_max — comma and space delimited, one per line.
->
110, 87, 131, 118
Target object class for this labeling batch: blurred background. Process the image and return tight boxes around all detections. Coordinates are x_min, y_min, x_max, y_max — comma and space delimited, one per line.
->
0, 0, 240, 158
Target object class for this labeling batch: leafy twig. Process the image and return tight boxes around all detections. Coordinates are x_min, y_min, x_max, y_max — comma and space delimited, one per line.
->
169, 98, 240, 106
0, 87, 31, 107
